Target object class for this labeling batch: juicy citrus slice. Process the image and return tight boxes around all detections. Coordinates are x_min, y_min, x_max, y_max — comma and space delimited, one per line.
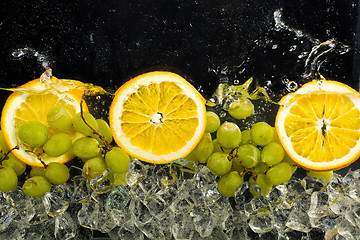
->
109, 71, 206, 164
1, 77, 86, 167
275, 79, 360, 171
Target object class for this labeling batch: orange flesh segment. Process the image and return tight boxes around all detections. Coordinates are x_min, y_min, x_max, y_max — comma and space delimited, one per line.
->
284, 93, 360, 163
119, 82, 200, 156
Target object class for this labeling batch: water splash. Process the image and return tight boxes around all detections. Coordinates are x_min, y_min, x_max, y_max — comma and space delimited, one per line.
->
273, 9, 319, 44
0, 68, 111, 96
208, 78, 277, 110
303, 39, 351, 80
11, 47, 50, 69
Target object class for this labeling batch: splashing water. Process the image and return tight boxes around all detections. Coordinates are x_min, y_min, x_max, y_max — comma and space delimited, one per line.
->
0, 68, 111, 97
11, 47, 50, 69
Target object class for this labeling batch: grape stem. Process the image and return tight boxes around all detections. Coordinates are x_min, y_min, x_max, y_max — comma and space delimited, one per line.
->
0, 146, 20, 168
79, 99, 112, 151
230, 147, 257, 179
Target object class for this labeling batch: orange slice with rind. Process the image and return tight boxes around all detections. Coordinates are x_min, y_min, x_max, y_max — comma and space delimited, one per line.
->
275, 79, 360, 171
1, 77, 86, 167
109, 71, 206, 164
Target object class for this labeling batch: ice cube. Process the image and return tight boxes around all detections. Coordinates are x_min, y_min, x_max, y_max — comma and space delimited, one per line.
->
43, 184, 72, 217
126, 159, 148, 187
285, 208, 311, 233
248, 210, 274, 233
89, 168, 115, 194
308, 191, 330, 218
106, 185, 131, 211
54, 212, 77, 240
301, 175, 327, 194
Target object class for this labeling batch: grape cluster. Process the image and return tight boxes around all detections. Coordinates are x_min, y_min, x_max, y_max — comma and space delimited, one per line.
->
187, 101, 332, 198
0, 105, 131, 198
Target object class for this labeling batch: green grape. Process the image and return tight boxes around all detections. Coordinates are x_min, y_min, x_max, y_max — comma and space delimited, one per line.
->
217, 171, 244, 197
252, 162, 269, 175
234, 144, 260, 169
105, 147, 131, 173
266, 162, 293, 186
250, 122, 274, 146
18, 121, 48, 147
0, 166, 18, 192
47, 106, 73, 132
44, 162, 70, 185
0, 130, 9, 153
231, 157, 245, 173
216, 122, 242, 149
72, 137, 100, 160
22, 176, 51, 198
114, 172, 128, 186
30, 167, 46, 177
82, 156, 107, 180
205, 111, 220, 133
72, 112, 98, 136
212, 139, 232, 154
255, 174, 273, 196
282, 154, 297, 173
227, 98, 254, 120
2, 153, 26, 176
272, 127, 280, 142
261, 142, 284, 166
43, 133, 72, 157
206, 152, 232, 176
91, 119, 113, 145
307, 171, 333, 183
186, 132, 214, 163
239, 129, 256, 146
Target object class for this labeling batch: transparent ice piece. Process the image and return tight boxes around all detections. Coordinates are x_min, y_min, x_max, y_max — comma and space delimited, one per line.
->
308, 191, 330, 218
301, 175, 327, 194
248, 210, 274, 233
285, 208, 311, 233
106, 185, 131, 211
29, 198, 48, 225
130, 199, 153, 225
89, 168, 115, 194
190, 205, 218, 238
54, 212, 77, 240
126, 159, 148, 187
43, 184, 72, 217
72, 175, 91, 203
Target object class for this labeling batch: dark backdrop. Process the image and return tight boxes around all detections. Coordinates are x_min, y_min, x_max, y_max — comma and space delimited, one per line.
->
0, 0, 358, 94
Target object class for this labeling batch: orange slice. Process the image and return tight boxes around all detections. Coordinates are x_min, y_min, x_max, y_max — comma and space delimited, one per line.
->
275, 79, 360, 171
1, 77, 86, 167
109, 71, 206, 164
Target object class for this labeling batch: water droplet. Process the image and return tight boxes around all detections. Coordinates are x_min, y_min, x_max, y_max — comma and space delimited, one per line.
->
233, 80, 240, 85
272, 44, 278, 50
96, 96, 101, 100
11, 49, 25, 58
289, 45, 297, 52
282, 78, 289, 84
286, 81, 298, 91
40, 68, 53, 83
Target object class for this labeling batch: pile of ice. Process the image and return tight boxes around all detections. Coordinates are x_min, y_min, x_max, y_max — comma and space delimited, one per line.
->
0, 159, 359, 239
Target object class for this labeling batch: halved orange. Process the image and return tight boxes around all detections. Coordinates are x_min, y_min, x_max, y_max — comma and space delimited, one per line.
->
109, 71, 206, 164
1, 77, 86, 167
275, 79, 360, 171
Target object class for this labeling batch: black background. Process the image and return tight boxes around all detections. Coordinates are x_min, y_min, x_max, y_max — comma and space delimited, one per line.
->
0, 0, 359, 238
0, 0, 358, 95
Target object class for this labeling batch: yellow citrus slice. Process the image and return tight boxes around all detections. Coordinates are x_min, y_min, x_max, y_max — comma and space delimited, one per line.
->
275, 79, 360, 171
109, 71, 206, 164
1, 77, 86, 167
